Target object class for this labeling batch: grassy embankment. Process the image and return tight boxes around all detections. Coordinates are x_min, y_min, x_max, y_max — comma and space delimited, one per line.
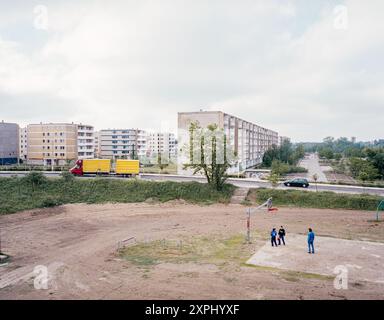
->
0, 174, 234, 215
247, 188, 382, 211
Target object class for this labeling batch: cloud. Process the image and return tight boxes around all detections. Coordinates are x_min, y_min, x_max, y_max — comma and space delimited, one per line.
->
0, 0, 383, 141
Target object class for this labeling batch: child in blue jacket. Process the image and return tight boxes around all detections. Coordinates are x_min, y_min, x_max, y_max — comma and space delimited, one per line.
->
307, 228, 315, 254
271, 228, 278, 247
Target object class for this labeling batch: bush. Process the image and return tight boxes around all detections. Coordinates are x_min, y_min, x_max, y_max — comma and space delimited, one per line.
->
60, 171, 75, 183
249, 188, 381, 211
40, 196, 64, 208
22, 171, 47, 191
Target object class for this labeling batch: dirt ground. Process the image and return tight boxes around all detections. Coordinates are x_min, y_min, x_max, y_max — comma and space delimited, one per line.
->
0, 202, 384, 300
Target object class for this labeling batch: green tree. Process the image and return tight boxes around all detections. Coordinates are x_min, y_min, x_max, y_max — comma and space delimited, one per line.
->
349, 157, 379, 180
319, 148, 334, 160
183, 122, 237, 191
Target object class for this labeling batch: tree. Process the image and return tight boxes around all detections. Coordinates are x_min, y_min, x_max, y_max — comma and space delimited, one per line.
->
319, 148, 334, 160
365, 148, 384, 179
262, 141, 304, 167
349, 157, 379, 181
183, 122, 236, 191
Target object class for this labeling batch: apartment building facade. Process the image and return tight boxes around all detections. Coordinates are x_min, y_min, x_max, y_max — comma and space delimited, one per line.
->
19, 127, 28, 162
146, 132, 177, 161
178, 111, 278, 174
99, 129, 147, 159
0, 121, 19, 165
27, 123, 78, 166
77, 124, 95, 159
94, 131, 101, 158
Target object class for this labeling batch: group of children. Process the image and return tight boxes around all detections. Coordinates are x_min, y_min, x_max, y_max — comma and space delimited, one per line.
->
270, 226, 286, 247
270, 227, 316, 254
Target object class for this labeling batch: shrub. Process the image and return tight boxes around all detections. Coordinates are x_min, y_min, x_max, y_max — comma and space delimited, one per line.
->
60, 171, 75, 183
248, 188, 380, 211
22, 171, 47, 191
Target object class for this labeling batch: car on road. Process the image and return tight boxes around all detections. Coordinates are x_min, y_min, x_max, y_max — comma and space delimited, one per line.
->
283, 178, 310, 188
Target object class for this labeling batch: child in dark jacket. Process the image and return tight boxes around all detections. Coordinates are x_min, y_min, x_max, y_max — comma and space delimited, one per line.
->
278, 226, 286, 245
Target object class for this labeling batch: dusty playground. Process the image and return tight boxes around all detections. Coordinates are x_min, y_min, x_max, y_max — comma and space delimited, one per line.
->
0, 201, 383, 300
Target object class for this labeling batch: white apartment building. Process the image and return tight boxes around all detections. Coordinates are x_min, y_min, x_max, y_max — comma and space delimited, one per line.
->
77, 124, 95, 159
94, 131, 101, 158
146, 132, 177, 161
99, 129, 147, 159
178, 111, 278, 174
19, 127, 28, 162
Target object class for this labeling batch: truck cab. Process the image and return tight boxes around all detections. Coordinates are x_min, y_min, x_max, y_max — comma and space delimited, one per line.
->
70, 159, 83, 176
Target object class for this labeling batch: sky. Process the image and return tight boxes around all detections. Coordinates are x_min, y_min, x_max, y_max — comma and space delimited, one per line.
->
0, 0, 383, 142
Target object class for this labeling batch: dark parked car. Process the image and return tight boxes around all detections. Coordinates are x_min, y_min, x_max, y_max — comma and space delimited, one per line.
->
283, 178, 309, 188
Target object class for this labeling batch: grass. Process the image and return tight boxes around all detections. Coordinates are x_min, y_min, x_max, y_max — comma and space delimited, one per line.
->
140, 163, 178, 174
119, 234, 252, 267
0, 175, 235, 214
247, 188, 382, 211
120, 233, 334, 283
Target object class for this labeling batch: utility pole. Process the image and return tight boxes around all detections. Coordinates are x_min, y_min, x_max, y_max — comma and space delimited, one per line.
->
246, 208, 251, 243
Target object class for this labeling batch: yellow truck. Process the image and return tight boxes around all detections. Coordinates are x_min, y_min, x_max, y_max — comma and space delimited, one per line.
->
70, 159, 140, 176
115, 159, 140, 176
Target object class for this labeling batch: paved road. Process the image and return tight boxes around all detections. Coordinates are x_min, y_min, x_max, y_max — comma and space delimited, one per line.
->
299, 153, 328, 182
1, 171, 383, 196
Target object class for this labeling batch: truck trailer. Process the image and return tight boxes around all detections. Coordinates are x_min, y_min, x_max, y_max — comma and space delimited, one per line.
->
70, 159, 140, 177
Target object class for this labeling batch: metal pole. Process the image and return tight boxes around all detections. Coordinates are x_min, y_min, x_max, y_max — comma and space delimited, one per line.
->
246, 208, 251, 243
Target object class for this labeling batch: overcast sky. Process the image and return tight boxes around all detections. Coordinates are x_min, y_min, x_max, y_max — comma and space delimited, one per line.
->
0, 0, 383, 142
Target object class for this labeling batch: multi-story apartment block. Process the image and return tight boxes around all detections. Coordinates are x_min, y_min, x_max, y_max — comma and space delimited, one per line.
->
99, 129, 147, 159
146, 132, 177, 161
77, 124, 95, 159
27, 123, 78, 166
19, 127, 28, 162
178, 111, 278, 174
0, 121, 19, 165
94, 131, 101, 158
